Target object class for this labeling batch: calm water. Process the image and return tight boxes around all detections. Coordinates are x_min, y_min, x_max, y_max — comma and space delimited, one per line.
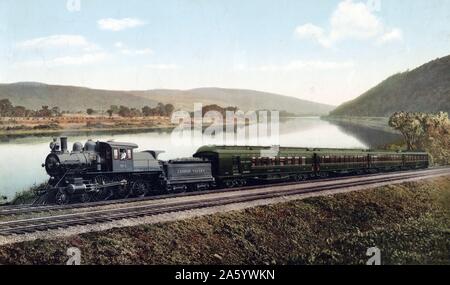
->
0, 117, 400, 200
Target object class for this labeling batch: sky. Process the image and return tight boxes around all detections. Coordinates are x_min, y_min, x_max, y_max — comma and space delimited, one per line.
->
0, 0, 449, 105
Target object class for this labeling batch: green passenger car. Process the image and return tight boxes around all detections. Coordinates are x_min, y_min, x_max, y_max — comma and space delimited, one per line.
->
193, 145, 429, 187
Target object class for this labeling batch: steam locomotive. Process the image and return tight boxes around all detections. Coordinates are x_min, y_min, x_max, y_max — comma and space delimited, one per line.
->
39, 137, 429, 204
41, 137, 214, 204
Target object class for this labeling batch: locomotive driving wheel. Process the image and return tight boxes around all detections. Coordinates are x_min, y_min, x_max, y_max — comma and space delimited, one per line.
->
113, 176, 130, 199
55, 189, 70, 205
130, 180, 148, 197
92, 175, 114, 201
80, 192, 92, 203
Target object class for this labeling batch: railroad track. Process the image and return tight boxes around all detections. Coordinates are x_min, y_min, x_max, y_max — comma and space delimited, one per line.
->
0, 167, 449, 236
0, 167, 446, 217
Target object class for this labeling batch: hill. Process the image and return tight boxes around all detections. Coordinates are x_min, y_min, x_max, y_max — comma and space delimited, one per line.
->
330, 55, 450, 117
0, 83, 334, 115
0, 82, 158, 112
131, 87, 334, 115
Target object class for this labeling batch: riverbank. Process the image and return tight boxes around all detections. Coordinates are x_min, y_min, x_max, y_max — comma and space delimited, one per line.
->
0, 176, 448, 265
0, 115, 177, 136
0, 125, 178, 136
322, 116, 397, 134
0, 114, 266, 136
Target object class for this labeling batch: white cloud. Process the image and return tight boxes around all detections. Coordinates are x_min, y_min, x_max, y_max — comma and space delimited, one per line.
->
294, 0, 403, 47
14, 52, 109, 68
121, 48, 153, 56
330, 0, 383, 41
17, 34, 99, 51
294, 24, 331, 47
113, 42, 153, 56
114, 42, 124, 48
377, 28, 403, 44
14, 35, 107, 67
98, 18, 146, 31
50, 53, 108, 66
257, 60, 355, 72
145, 64, 179, 70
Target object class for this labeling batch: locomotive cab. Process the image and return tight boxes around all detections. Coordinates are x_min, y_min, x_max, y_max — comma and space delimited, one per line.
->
98, 141, 138, 172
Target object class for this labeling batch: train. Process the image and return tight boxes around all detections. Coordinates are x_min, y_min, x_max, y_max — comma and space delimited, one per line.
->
38, 137, 429, 204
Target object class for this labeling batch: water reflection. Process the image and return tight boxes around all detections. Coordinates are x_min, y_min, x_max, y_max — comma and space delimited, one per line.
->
328, 120, 402, 148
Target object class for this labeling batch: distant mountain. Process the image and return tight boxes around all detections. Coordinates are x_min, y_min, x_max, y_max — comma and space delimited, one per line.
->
330, 55, 450, 117
0, 83, 334, 115
0, 82, 158, 111
131, 87, 334, 115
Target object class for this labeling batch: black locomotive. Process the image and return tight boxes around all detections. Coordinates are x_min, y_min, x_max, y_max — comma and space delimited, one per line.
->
39, 137, 429, 204
40, 137, 214, 204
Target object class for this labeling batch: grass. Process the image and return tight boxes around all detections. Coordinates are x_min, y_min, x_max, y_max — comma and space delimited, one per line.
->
7, 183, 47, 205
0, 176, 449, 265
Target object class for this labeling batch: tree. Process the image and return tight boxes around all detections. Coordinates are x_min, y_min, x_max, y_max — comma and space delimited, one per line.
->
109, 105, 119, 114
118, 105, 131, 117
107, 109, 114, 117
164, 104, 175, 116
142, 106, 152, 116
389, 111, 450, 165
389, 112, 422, 150
156, 103, 166, 116
130, 108, 141, 117
37, 106, 52, 117
12, 106, 27, 117
51, 107, 61, 117
86, 108, 95, 115
0, 99, 13, 117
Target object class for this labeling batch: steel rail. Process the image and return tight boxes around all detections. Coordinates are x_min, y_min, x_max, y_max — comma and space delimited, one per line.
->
0, 167, 446, 216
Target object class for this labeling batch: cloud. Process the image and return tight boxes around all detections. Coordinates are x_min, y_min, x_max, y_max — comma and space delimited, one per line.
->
377, 28, 403, 44
14, 52, 109, 68
294, 24, 331, 47
98, 18, 146, 31
49, 53, 108, 66
120, 48, 153, 55
17, 35, 99, 51
14, 34, 107, 67
113, 42, 153, 56
145, 64, 179, 70
294, 0, 403, 47
329, 0, 383, 41
114, 42, 124, 48
257, 60, 355, 72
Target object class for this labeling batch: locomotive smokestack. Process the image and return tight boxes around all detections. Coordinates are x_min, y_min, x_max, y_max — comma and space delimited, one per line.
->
60, 137, 68, 153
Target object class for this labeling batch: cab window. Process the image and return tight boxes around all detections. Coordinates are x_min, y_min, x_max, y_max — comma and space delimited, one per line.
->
118, 148, 128, 160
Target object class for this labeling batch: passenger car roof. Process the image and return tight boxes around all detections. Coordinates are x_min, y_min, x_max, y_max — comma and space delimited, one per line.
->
194, 145, 429, 155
